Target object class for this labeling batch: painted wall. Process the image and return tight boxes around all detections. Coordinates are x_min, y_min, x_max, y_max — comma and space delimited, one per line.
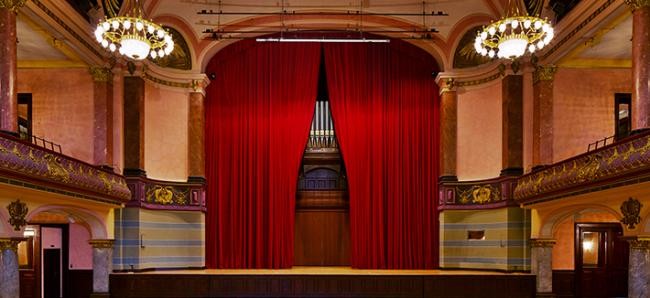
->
457, 81, 503, 180
552, 68, 632, 162
69, 223, 92, 270
17, 68, 95, 164
552, 211, 619, 270
114, 208, 204, 270
440, 207, 530, 271
144, 82, 189, 181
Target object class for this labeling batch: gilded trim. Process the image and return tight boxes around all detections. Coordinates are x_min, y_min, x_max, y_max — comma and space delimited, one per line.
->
628, 238, 650, 249
89, 67, 113, 82
533, 65, 557, 84
89, 239, 115, 249
0, 0, 26, 11
143, 72, 192, 89
457, 72, 503, 88
625, 0, 650, 10
530, 239, 556, 247
0, 238, 21, 252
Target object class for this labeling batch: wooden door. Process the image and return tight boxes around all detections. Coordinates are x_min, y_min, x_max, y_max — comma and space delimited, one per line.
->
575, 223, 628, 298
43, 249, 61, 298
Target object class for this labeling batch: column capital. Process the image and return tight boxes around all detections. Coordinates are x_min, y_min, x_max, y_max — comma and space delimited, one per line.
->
533, 65, 557, 84
190, 75, 211, 96
89, 239, 115, 249
89, 67, 113, 83
0, 238, 21, 252
625, 0, 650, 10
531, 238, 556, 247
627, 237, 650, 249
438, 78, 457, 94
0, 0, 26, 11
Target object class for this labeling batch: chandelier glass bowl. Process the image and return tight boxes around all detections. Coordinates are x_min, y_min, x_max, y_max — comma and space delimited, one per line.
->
475, 16, 554, 60
94, 16, 174, 60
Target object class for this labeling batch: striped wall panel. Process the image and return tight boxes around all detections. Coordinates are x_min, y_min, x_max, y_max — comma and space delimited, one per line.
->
440, 207, 530, 271
114, 208, 205, 270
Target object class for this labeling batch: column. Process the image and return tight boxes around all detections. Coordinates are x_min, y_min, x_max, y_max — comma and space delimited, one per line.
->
0, 238, 20, 298
438, 78, 457, 181
91, 67, 114, 169
187, 77, 209, 182
531, 239, 555, 297
628, 238, 650, 298
627, 0, 650, 131
89, 239, 114, 298
532, 66, 557, 170
123, 76, 146, 177
501, 74, 524, 176
0, 0, 25, 135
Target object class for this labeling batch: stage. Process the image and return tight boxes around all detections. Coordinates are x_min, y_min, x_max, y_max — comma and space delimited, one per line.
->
110, 267, 536, 298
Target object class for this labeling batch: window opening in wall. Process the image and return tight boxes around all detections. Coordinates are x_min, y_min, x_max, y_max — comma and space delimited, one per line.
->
615, 93, 631, 141
18, 93, 32, 141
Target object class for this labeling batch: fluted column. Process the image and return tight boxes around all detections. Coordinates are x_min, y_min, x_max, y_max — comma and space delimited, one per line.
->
0, 0, 25, 135
0, 238, 20, 298
438, 78, 457, 181
187, 77, 209, 182
123, 76, 146, 177
532, 66, 557, 169
501, 74, 524, 176
89, 239, 114, 298
628, 238, 650, 298
626, 0, 650, 131
91, 67, 114, 169
531, 239, 555, 297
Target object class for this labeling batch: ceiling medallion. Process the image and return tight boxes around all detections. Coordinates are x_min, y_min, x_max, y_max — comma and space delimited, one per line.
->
475, 1, 554, 60
94, 0, 174, 60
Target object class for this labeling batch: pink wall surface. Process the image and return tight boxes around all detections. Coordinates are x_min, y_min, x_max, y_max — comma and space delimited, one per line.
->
552, 211, 618, 270
552, 68, 632, 162
17, 69, 95, 164
41, 226, 62, 249
144, 82, 189, 181
457, 81, 502, 180
68, 223, 92, 269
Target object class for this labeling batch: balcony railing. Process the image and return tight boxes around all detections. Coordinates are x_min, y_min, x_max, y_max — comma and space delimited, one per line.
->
439, 176, 518, 210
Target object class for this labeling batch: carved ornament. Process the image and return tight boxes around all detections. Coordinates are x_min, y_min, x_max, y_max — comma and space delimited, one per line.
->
0, 0, 26, 11
530, 239, 556, 247
458, 184, 501, 204
628, 238, 650, 249
625, 0, 650, 10
89, 239, 115, 249
0, 238, 20, 252
145, 185, 188, 205
533, 65, 557, 84
621, 197, 643, 229
6, 199, 27, 231
89, 67, 113, 82
440, 78, 456, 94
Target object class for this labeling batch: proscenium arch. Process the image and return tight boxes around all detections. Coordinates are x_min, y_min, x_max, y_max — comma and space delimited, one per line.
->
540, 204, 622, 238
27, 205, 108, 239
197, 14, 448, 72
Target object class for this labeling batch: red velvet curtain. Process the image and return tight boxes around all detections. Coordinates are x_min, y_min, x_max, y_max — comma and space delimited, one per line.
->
205, 41, 321, 268
324, 41, 439, 269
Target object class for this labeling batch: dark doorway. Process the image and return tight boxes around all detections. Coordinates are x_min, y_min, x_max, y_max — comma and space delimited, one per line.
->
43, 249, 61, 298
575, 223, 628, 298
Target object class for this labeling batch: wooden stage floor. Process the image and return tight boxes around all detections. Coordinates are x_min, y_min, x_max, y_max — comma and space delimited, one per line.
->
110, 267, 536, 298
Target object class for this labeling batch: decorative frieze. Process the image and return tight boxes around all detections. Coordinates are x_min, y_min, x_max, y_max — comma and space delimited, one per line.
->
89, 239, 115, 249
126, 176, 206, 212
0, 0, 26, 11
625, 0, 650, 10
530, 238, 556, 247
89, 67, 113, 83
439, 176, 517, 210
533, 65, 557, 84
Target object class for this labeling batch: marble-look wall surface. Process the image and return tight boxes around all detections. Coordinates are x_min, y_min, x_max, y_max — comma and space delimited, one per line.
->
628, 244, 650, 298
0, 247, 19, 298
144, 82, 189, 181
17, 68, 95, 164
457, 81, 503, 180
553, 68, 631, 162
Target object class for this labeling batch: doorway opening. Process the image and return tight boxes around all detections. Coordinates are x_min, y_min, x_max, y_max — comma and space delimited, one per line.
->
575, 223, 628, 298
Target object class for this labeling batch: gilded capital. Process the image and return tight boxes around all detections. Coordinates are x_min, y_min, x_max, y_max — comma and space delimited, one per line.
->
533, 65, 557, 84
530, 238, 556, 247
0, 238, 21, 252
89, 67, 113, 83
625, 0, 650, 10
628, 238, 650, 249
89, 239, 115, 249
439, 78, 456, 94
0, 0, 26, 11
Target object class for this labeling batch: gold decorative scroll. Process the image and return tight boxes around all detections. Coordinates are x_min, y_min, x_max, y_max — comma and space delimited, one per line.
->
533, 65, 557, 84
0, 0, 26, 11
0, 238, 21, 252
89, 67, 113, 82
625, 0, 650, 10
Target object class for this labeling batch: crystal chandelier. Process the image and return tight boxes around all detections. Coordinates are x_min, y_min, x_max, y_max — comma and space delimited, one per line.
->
474, 2, 554, 60
94, 0, 174, 60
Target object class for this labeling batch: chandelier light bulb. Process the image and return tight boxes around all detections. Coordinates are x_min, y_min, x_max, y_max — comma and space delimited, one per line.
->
499, 23, 507, 32
488, 27, 496, 36
124, 20, 131, 30
102, 22, 110, 31
109, 43, 116, 52
511, 20, 519, 29
534, 20, 542, 29
523, 20, 531, 29
148, 25, 155, 34
150, 50, 157, 58
528, 44, 536, 53
136, 21, 144, 31
111, 20, 119, 29
101, 39, 109, 48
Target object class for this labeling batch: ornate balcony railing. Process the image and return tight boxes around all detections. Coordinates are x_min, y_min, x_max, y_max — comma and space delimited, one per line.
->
126, 177, 206, 212
438, 176, 518, 210
0, 134, 130, 204
514, 131, 650, 205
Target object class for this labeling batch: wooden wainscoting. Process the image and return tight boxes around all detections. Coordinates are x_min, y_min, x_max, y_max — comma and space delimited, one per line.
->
553, 270, 575, 297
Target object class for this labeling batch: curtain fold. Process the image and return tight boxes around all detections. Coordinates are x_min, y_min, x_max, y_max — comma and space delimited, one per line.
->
205, 41, 321, 268
324, 41, 440, 269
